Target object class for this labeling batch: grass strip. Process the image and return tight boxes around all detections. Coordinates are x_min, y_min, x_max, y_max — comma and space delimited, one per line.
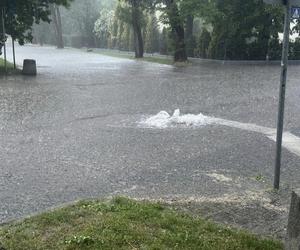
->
0, 58, 19, 74
85, 49, 173, 65
0, 197, 283, 250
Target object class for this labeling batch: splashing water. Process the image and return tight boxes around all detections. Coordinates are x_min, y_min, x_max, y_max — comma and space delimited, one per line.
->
139, 109, 216, 129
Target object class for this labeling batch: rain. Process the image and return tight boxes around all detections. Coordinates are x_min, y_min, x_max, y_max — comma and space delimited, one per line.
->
0, 0, 300, 249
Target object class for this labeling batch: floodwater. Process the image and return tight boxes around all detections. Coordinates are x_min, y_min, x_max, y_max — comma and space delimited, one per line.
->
1, 44, 300, 237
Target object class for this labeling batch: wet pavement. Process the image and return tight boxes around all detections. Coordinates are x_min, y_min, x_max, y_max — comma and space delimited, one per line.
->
1, 44, 300, 238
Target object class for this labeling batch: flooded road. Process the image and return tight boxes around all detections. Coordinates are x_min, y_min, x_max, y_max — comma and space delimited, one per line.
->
1, 44, 300, 236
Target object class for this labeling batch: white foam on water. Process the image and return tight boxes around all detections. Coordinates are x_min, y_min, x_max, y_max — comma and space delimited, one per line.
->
139, 109, 216, 128
138, 109, 300, 158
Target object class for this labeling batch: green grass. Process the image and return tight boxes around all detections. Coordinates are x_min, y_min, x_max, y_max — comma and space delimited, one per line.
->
0, 58, 19, 74
0, 197, 283, 250
136, 56, 173, 65
86, 49, 173, 65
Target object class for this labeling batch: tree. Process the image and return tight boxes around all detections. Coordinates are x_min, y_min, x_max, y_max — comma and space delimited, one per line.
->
157, 0, 204, 62
159, 0, 187, 62
117, 19, 125, 49
121, 22, 132, 51
0, 0, 73, 54
185, 15, 195, 57
130, 0, 145, 57
202, 0, 283, 60
94, 9, 115, 48
50, 4, 64, 48
145, 13, 160, 53
32, 21, 56, 46
195, 28, 211, 58
181, 0, 206, 58
64, 0, 101, 47
118, 0, 154, 58
159, 27, 170, 55
118, 0, 143, 57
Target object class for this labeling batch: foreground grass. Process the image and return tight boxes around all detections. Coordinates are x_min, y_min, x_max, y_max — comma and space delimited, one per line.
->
86, 49, 173, 65
0, 197, 283, 250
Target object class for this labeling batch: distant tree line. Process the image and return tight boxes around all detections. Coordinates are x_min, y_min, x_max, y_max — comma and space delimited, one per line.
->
4, 0, 300, 62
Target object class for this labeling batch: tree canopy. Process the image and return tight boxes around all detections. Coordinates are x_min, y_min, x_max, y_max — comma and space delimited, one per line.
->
12, 0, 300, 62
0, 0, 73, 54
201, 0, 283, 60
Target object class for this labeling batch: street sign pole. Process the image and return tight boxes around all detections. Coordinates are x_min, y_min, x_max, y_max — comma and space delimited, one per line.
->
12, 38, 16, 69
1, 8, 7, 73
274, 0, 291, 189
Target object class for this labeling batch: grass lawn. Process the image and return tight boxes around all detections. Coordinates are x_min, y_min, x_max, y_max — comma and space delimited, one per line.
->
0, 197, 283, 250
86, 49, 174, 65
0, 58, 19, 74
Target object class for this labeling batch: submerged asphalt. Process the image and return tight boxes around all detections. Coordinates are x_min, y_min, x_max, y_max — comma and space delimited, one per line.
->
1, 45, 300, 237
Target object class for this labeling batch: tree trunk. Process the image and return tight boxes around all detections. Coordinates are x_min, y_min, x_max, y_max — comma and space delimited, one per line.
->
165, 0, 187, 62
131, 0, 144, 58
56, 7, 64, 48
185, 15, 194, 57
50, 4, 64, 49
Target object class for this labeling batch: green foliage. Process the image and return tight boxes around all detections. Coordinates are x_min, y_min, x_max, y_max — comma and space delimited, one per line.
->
64, 235, 94, 246
0, 197, 283, 250
255, 174, 266, 182
159, 27, 169, 55
0, 0, 73, 49
94, 9, 115, 48
62, 0, 101, 47
118, 0, 154, 57
0, 58, 19, 74
195, 28, 211, 58
31, 0, 117, 48
145, 13, 160, 53
201, 0, 284, 60
16, 0, 300, 60
94, 1, 161, 54
289, 38, 300, 60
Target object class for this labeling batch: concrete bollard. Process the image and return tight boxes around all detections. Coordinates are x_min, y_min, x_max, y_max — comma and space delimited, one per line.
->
286, 190, 300, 250
22, 59, 37, 76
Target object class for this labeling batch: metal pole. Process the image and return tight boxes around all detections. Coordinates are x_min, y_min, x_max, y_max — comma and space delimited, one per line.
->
1, 8, 6, 73
12, 38, 16, 69
274, 0, 291, 190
